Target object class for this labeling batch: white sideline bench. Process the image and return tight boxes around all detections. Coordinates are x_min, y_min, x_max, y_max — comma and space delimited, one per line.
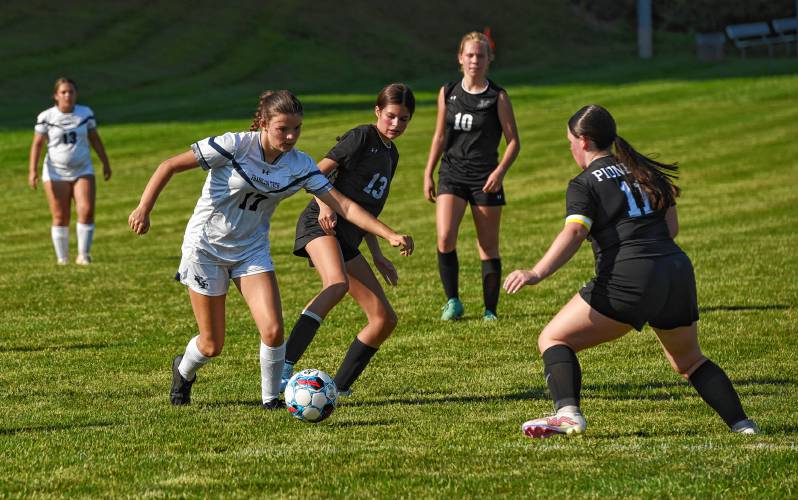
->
725, 22, 776, 57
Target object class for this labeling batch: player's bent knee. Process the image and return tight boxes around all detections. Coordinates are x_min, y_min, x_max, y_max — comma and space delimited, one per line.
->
259, 324, 284, 346
198, 340, 224, 357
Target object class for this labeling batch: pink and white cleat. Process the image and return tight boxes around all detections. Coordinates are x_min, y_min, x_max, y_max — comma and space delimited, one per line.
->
521, 413, 586, 438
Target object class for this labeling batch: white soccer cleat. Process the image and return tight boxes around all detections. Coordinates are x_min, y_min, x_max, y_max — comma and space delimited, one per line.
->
75, 254, 92, 265
57, 258, 68, 266
521, 412, 586, 439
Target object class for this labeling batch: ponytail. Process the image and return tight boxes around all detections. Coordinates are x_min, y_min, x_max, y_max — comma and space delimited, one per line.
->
613, 135, 680, 210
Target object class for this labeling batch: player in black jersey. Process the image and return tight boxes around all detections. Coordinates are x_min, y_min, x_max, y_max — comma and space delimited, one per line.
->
504, 105, 758, 438
281, 83, 416, 396
423, 31, 520, 321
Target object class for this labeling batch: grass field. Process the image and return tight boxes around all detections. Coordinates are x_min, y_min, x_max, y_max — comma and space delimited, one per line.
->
2, 2, 798, 495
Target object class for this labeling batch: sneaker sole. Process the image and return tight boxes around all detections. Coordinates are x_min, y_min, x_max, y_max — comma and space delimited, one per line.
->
522, 424, 583, 439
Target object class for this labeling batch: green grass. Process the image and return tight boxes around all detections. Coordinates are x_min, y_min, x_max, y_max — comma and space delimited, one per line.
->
1, 64, 797, 497
2, 1, 798, 496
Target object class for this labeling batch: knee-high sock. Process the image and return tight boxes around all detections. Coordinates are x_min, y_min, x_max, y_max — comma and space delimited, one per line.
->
481, 258, 501, 313
689, 359, 747, 428
285, 310, 323, 365
51, 226, 69, 261
542, 345, 582, 411
76, 222, 95, 257
178, 335, 210, 381
260, 342, 286, 403
437, 249, 459, 300
334, 337, 378, 392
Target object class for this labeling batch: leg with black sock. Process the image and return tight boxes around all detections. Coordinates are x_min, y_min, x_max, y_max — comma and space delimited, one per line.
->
542, 344, 582, 412
285, 310, 323, 365
689, 359, 749, 429
334, 337, 378, 393
481, 258, 501, 319
437, 249, 459, 300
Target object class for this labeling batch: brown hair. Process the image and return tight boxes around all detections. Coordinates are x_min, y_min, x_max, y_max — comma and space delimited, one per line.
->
376, 83, 415, 117
568, 104, 680, 210
250, 90, 304, 131
53, 77, 78, 95
458, 31, 495, 63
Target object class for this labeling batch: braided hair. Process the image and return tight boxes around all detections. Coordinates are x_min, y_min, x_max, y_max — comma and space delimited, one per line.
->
250, 90, 304, 131
568, 104, 680, 211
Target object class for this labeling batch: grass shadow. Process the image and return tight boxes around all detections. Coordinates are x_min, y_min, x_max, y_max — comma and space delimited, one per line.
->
327, 418, 399, 429
0, 342, 121, 353
700, 304, 791, 313
342, 389, 548, 409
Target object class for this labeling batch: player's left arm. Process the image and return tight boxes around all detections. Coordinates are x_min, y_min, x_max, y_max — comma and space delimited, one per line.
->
88, 129, 112, 181
483, 91, 520, 193
503, 222, 588, 293
365, 233, 398, 286
316, 188, 413, 257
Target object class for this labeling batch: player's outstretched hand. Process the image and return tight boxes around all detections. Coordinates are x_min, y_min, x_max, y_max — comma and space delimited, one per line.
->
373, 255, 398, 286
318, 207, 337, 235
423, 175, 436, 203
389, 234, 414, 257
128, 206, 151, 235
503, 269, 542, 294
103, 164, 112, 181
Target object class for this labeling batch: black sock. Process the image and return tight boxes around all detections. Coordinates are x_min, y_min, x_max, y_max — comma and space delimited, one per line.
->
334, 337, 378, 391
689, 359, 747, 428
542, 345, 582, 411
285, 313, 322, 365
437, 249, 459, 300
481, 258, 501, 313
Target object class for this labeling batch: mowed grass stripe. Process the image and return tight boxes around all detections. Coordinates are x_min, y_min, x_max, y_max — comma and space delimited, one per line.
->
1, 71, 797, 497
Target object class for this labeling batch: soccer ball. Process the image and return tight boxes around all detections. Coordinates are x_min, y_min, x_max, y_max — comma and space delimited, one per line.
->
284, 368, 338, 423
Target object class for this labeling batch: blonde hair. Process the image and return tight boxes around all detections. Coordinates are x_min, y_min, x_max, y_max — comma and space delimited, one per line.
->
458, 31, 495, 62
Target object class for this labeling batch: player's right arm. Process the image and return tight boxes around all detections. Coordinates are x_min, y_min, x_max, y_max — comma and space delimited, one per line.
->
423, 86, 447, 203
129, 151, 199, 235
28, 133, 47, 189
314, 157, 339, 235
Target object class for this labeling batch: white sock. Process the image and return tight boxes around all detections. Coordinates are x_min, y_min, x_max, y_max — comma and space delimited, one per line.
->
51, 226, 69, 261
558, 405, 582, 416
178, 336, 210, 381
260, 341, 286, 403
76, 222, 95, 257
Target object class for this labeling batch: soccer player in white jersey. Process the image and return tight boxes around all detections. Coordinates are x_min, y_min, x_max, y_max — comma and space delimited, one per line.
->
128, 90, 413, 409
28, 77, 112, 265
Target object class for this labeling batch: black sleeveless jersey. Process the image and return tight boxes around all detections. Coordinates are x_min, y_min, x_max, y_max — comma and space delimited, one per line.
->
565, 156, 682, 275
301, 124, 399, 218
440, 79, 504, 180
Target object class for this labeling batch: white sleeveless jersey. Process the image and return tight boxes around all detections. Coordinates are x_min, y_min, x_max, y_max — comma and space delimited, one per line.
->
34, 105, 96, 176
184, 131, 333, 263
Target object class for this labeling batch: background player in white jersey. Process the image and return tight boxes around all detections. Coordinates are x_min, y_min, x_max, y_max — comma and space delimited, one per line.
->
504, 104, 758, 438
423, 32, 520, 321
28, 77, 112, 265
128, 90, 413, 409
282, 83, 415, 396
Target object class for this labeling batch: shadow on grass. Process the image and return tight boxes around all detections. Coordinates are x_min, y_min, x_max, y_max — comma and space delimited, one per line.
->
583, 376, 793, 401
342, 389, 548, 409
0, 342, 121, 353
700, 304, 791, 313
0, 421, 116, 436
328, 418, 399, 429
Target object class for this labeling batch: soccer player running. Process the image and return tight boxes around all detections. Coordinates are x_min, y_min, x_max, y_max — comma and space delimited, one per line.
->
504, 105, 758, 438
128, 90, 413, 409
423, 31, 520, 321
282, 83, 415, 397
28, 77, 112, 265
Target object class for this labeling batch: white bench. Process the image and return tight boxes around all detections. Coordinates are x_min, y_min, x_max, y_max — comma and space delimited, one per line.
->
725, 22, 777, 57
772, 17, 798, 55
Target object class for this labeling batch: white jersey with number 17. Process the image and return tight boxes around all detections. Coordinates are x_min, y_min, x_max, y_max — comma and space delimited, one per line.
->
185, 131, 333, 264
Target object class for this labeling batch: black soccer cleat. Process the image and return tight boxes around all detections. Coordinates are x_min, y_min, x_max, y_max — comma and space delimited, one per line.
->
170, 355, 195, 405
262, 398, 283, 411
